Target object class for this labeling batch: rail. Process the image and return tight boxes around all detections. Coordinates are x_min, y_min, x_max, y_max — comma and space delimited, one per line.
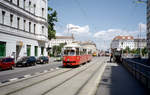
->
122, 58, 150, 90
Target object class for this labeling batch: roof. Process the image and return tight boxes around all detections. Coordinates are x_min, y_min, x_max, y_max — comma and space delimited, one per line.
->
113, 36, 134, 40
56, 36, 74, 39
64, 43, 81, 48
134, 39, 147, 42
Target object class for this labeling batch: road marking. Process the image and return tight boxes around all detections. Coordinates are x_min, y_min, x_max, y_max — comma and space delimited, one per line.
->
43, 70, 48, 73
50, 68, 54, 71
9, 78, 18, 82
56, 67, 59, 69
24, 74, 31, 78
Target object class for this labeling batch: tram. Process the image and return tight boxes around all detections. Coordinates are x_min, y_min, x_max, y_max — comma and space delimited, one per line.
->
62, 43, 92, 67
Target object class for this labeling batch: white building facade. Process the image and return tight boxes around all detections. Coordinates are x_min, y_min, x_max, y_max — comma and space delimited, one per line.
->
111, 36, 135, 50
49, 36, 74, 48
0, 0, 48, 59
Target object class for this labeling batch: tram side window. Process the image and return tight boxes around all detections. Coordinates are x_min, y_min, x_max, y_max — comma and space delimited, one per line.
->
76, 48, 80, 55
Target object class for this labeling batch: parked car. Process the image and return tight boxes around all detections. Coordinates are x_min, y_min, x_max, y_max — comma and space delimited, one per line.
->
36, 56, 49, 64
16, 56, 36, 67
0, 57, 15, 70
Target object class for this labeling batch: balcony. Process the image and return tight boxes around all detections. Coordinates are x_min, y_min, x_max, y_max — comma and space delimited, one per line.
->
36, 34, 48, 42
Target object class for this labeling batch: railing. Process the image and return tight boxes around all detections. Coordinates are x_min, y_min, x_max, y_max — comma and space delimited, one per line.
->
122, 58, 150, 90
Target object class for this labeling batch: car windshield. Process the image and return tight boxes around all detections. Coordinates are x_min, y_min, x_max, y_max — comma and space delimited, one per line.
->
2, 58, 14, 62
37, 56, 44, 59
18, 57, 28, 61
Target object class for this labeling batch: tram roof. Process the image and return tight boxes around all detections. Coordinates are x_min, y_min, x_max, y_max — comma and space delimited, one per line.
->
64, 43, 81, 48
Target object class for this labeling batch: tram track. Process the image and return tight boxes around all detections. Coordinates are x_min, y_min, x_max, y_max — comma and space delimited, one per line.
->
0, 58, 99, 95
42, 58, 107, 95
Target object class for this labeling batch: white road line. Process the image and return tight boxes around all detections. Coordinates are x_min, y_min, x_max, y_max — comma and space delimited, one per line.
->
9, 78, 18, 82
50, 68, 54, 71
56, 67, 59, 69
43, 70, 48, 73
24, 74, 31, 78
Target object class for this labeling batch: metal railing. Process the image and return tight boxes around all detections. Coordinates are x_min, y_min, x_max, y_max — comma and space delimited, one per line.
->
122, 58, 150, 90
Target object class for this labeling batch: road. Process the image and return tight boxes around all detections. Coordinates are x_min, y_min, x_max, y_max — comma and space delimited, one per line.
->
0, 60, 61, 83
0, 57, 108, 95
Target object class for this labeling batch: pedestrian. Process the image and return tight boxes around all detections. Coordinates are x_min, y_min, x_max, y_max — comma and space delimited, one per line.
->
110, 53, 113, 62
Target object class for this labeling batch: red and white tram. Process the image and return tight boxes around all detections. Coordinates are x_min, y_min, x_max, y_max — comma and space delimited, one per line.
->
62, 43, 92, 67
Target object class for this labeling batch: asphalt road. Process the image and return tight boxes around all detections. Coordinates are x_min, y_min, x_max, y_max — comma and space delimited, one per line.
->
0, 61, 62, 83
0, 57, 108, 95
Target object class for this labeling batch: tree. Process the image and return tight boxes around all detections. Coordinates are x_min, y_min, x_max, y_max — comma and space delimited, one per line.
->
47, 1, 58, 40
52, 43, 66, 57
141, 47, 148, 56
125, 46, 130, 54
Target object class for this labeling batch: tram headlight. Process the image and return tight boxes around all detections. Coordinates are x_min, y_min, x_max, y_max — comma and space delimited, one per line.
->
77, 57, 80, 60
67, 59, 69, 61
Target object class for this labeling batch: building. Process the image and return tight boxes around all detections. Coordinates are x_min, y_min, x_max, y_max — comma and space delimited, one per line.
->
111, 36, 135, 50
49, 35, 74, 48
80, 40, 98, 54
134, 39, 147, 49
0, 0, 48, 60
147, 0, 150, 59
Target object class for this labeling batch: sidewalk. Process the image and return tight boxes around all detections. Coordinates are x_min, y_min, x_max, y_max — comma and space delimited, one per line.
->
96, 62, 149, 95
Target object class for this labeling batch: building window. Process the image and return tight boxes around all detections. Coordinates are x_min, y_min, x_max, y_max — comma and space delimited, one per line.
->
23, 0, 26, 9
42, 8, 44, 17
2, 11, 5, 24
34, 46, 38, 56
29, 22, 31, 32
34, 24, 36, 34
0, 42, 6, 57
33, 4, 36, 15
42, 26, 44, 34
10, 14, 13, 27
29, 1, 31, 12
17, 17, 20, 29
17, 0, 19, 6
27, 45, 31, 56
24, 20, 26, 31
41, 47, 44, 55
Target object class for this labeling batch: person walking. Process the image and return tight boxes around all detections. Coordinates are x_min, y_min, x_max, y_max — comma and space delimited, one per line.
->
110, 53, 113, 62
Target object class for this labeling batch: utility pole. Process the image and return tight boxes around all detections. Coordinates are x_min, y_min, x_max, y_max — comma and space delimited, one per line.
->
139, 23, 142, 56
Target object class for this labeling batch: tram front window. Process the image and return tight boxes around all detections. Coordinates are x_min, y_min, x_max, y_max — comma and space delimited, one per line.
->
64, 50, 75, 56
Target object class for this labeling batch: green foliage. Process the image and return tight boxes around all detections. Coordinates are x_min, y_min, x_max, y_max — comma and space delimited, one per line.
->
141, 47, 148, 56
123, 46, 130, 53
47, 3, 58, 40
52, 43, 66, 57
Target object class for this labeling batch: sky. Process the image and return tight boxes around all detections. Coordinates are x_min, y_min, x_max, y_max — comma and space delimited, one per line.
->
48, 0, 147, 50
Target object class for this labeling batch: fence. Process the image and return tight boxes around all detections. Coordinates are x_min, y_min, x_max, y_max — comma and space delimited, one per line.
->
122, 58, 150, 90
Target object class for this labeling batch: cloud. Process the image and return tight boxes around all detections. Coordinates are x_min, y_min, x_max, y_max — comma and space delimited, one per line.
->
65, 24, 91, 35
93, 29, 138, 41
62, 24, 92, 41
